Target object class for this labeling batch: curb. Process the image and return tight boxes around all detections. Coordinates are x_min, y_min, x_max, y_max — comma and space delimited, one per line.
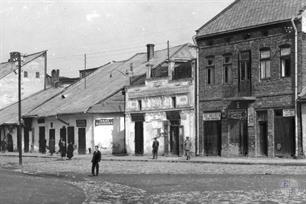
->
2, 154, 306, 166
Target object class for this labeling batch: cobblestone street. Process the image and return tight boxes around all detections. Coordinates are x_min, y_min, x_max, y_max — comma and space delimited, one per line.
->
2, 155, 306, 203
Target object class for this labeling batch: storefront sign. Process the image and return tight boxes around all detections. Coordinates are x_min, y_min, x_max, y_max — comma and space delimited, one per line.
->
95, 118, 113, 126
203, 112, 221, 121
176, 95, 188, 106
227, 109, 247, 120
76, 119, 87, 127
283, 109, 295, 117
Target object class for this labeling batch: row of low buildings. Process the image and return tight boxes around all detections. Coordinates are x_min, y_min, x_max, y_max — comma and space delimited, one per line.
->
3, 0, 306, 158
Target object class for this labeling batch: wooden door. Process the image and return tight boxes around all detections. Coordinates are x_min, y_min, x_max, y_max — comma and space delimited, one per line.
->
39, 126, 46, 153
259, 121, 268, 156
229, 119, 248, 156
204, 121, 221, 156
24, 128, 29, 153
135, 122, 144, 155
49, 129, 55, 153
170, 125, 179, 155
7, 133, 13, 152
78, 128, 86, 154
274, 117, 295, 157
68, 126, 75, 145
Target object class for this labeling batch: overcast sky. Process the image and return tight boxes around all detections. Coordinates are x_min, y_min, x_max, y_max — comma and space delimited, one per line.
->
0, 0, 234, 77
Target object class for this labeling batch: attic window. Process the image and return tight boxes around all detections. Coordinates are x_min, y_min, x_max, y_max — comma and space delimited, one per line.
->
35, 72, 40, 78
24, 71, 28, 78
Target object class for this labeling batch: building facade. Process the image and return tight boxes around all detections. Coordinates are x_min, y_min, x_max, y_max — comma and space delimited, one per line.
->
195, 0, 306, 157
125, 44, 196, 156
0, 51, 47, 109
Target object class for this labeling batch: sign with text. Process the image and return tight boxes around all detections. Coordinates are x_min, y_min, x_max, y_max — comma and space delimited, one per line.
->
227, 109, 247, 120
95, 118, 113, 126
76, 119, 87, 127
203, 112, 221, 121
283, 109, 295, 117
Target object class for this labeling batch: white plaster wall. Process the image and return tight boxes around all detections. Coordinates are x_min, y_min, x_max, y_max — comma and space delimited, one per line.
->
125, 115, 135, 154
180, 110, 195, 153
0, 56, 46, 109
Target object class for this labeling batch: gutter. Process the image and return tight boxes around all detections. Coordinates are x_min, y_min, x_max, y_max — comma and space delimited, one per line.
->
291, 17, 299, 157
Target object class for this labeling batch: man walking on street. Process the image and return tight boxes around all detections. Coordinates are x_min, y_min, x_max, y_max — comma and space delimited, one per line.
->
152, 137, 159, 159
91, 145, 101, 176
184, 136, 192, 160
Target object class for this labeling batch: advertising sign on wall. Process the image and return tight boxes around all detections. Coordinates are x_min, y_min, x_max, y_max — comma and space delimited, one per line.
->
203, 112, 221, 121
95, 118, 113, 126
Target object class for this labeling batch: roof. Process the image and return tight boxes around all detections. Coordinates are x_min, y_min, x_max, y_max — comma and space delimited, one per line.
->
0, 87, 64, 125
0, 51, 46, 80
24, 43, 195, 117
196, 0, 306, 37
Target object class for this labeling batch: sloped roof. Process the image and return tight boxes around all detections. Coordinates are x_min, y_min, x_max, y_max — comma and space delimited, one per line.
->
196, 0, 306, 37
0, 87, 64, 125
0, 51, 46, 80
24, 44, 195, 117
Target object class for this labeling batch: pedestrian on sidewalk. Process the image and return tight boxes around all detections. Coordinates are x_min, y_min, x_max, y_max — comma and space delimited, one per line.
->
91, 145, 101, 176
67, 142, 74, 160
60, 139, 66, 159
152, 137, 159, 159
184, 136, 192, 160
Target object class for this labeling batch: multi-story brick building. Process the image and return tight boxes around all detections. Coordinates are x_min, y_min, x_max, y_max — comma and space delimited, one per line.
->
195, 0, 306, 157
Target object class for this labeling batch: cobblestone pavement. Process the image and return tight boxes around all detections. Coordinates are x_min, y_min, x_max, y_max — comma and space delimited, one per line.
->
2, 155, 306, 203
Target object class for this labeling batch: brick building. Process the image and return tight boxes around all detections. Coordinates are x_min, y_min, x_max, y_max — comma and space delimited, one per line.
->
195, 0, 306, 157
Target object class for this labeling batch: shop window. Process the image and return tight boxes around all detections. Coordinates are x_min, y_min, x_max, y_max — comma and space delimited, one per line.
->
223, 54, 232, 84
260, 49, 271, 80
280, 46, 291, 77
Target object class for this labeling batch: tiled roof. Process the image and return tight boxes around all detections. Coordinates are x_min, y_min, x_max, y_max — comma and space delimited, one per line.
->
0, 51, 46, 79
196, 0, 306, 37
24, 44, 195, 117
0, 87, 64, 125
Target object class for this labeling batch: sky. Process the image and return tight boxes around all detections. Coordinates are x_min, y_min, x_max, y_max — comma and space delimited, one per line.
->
0, 0, 234, 77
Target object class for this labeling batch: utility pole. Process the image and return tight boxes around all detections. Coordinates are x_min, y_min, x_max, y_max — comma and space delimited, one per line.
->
10, 51, 22, 165
167, 40, 170, 61
84, 54, 87, 89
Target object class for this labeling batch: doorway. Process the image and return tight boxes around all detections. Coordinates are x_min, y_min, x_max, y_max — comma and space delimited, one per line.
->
7, 133, 13, 152
135, 121, 144, 155
24, 127, 30, 152
258, 121, 268, 156
229, 119, 248, 156
68, 126, 75, 145
204, 121, 221, 156
78, 128, 86, 154
169, 121, 183, 156
49, 129, 55, 153
60, 126, 67, 153
39, 126, 46, 153
274, 116, 295, 157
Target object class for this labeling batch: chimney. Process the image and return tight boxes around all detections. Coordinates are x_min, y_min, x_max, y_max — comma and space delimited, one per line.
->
51, 69, 60, 88
146, 44, 154, 61
9, 52, 20, 62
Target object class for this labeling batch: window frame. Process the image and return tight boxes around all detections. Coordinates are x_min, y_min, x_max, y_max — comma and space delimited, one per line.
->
280, 46, 291, 78
239, 51, 251, 81
35, 72, 40, 78
205, 56, 215, 85
223, 54, 232, 84
259, 48, 271, 80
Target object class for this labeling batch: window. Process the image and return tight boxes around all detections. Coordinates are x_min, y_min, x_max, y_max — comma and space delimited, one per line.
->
280, 47, 291, 77
206, 56, 215, 85
35, 72, 40, 78
223, 55, 232, 84
260, 49, 271, 79
138, 100, 142, 110
172, 97, 176, 108
239, 51, 251, 81
24, 71, 28, 78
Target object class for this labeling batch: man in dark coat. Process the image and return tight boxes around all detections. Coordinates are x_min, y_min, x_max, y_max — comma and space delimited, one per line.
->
67, 142, 74, 160
91, 145, 101, 176
152, 137, 159, 159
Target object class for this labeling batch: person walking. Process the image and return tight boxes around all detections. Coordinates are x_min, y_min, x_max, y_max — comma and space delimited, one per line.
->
91, 145, 101, 176
152, 137, 159, 159
184, 136, 192, 160
67, 142, 74, 160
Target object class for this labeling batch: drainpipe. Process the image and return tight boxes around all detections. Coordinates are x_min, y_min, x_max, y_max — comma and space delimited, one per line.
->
291, 17, 299, 157
192, 35, 200, 156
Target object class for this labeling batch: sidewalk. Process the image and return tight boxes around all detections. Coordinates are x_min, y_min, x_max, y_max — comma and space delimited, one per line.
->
1, 152, 306, 166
